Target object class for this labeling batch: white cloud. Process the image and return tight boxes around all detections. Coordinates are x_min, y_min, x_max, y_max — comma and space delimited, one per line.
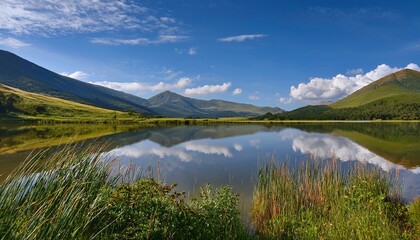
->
248, 94, 259, 100
175, 47, 198, 56
161, 68, 183, 81
109, 143, 192, 162
0, 0, 180, 36
90, 38, 150, 46
290, 63, 420, 102
91, 35, 187, 46
276, 93, 293, 104
184, 82, 232, 95
279, 97, 293, 104
61, 71, 88, 80
218, 34, 267, 42
160, 17, 175, 23
184, 142, 233, 158
346, 68, 364, 76
90, 77, 192, 93
188, 47, 197, 55
0, 37, 30, 48
233, 144, 243, 152
232, 88, 242, 95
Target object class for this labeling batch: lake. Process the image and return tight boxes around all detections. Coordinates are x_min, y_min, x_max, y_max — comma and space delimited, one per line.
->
1, 123, 419, 213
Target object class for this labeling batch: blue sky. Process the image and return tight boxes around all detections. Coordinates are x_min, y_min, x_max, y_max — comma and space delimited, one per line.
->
0, 0, 419, 110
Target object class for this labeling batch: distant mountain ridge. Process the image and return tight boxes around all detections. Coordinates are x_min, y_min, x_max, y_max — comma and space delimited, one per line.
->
0, 50, 284, 117
147, 91, 283, 117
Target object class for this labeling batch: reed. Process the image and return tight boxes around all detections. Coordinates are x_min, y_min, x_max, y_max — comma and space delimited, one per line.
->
252, 157, 416, 239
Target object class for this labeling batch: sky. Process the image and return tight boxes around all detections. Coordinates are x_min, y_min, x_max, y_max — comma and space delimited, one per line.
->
0, 0, 419, 110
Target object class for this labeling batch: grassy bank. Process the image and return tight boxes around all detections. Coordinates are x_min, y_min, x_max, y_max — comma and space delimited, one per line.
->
253, 158, 419, 239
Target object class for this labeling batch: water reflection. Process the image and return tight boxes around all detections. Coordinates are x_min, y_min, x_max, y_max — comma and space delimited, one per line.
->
0, 123, 419, 204
100, 125, 419, 204
286, 130, 420, 174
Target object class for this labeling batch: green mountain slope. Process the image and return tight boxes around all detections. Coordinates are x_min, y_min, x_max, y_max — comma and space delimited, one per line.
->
256, 69, 420, 120
147, 91, 284, 117
0, 50, 154, 115
0, 84, 139, 122
331, 69, 420, 108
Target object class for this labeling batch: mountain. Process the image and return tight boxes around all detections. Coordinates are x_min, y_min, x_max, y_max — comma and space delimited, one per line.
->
0, 50, 284, 118
331, 69, 420, 108
0, 50, 154, 115
147, 90, 284, 117
0, 83, 138, 122
256, 69, 420, 120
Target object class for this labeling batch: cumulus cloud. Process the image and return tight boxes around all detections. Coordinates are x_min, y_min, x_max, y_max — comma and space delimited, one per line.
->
61, 71, 88, 80
184, 82, 232, 95
0, 37, 30, 48
232, 88, 242, 95
290, 63, 420, 102
90, 77, 192, 93
218, 34, 267, 42
0, 0, 181, 37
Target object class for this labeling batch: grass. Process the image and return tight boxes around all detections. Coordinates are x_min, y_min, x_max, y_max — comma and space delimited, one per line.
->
252, 158, 419, 239
0, 84, 143, 123
0, 143, 247, 239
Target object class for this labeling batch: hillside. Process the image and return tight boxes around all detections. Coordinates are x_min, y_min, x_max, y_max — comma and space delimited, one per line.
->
0, 84, 140, 122
147, 91, 284, 117
0, 50, 154, 115
255, 69, 420, 120
331, 69, 420, 108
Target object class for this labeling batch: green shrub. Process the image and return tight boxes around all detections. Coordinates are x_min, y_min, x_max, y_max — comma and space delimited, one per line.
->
92, 179, 247, 240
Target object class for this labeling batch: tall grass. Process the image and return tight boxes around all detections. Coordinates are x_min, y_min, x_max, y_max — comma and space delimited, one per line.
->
252, 158, 417, 239
0, 143, 117, 239
0, 143, 247, 239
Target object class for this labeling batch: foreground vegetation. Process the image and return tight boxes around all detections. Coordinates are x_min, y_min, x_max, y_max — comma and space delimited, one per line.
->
253, 159, 419, 239
0, 143, 418, 239
0, 145, 246, 239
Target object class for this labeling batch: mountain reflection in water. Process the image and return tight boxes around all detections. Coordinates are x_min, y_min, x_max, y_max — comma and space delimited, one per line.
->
1, 124, 419, 205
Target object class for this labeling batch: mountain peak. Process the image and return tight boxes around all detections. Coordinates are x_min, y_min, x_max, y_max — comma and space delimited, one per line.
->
383, 69, 420, 81
331, 69, 420, 108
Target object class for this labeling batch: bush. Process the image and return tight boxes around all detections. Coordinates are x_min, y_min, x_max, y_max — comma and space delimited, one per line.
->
92, 179, 247, 240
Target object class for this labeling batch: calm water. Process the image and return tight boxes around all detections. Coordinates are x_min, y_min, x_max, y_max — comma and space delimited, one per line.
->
1, 123, 419, 211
